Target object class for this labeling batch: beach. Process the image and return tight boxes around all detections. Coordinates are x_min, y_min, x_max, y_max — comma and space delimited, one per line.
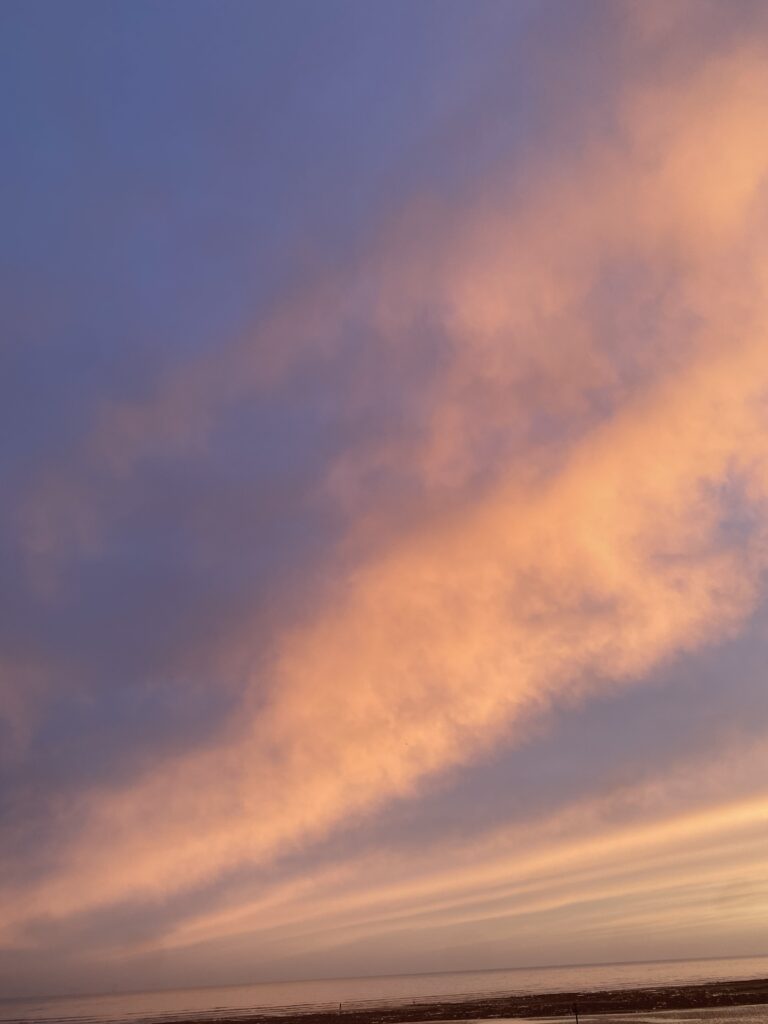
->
195, 979, 768, 1024
5, 965, 768, 1024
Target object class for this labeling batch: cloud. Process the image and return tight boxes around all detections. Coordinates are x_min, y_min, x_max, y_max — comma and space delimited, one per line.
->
14, 737, 764, 991
4, 0, 768, 993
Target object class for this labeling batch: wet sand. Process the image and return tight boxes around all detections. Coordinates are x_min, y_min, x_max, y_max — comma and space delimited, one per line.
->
190, 978, 768, 1024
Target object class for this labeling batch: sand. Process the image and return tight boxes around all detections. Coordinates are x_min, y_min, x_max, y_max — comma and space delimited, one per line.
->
186, 978, 768, 1024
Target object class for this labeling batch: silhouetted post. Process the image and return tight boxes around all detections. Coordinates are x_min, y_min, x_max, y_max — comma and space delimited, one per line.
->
573, 1003, 579, 1024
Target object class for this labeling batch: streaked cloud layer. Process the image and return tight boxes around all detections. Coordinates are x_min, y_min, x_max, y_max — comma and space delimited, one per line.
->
2, 0, 768, 998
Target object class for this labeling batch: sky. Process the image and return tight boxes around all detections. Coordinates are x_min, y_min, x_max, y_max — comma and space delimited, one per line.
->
2, 0, 768, 1000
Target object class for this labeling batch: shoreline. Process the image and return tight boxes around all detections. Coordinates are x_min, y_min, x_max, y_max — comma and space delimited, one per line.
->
188, 978, 768, 1024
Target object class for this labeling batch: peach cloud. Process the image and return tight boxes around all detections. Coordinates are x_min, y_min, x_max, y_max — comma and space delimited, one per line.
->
4, 2, 768, 980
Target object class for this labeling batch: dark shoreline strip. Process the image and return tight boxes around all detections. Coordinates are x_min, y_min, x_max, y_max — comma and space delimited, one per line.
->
181, 978, 768, 1024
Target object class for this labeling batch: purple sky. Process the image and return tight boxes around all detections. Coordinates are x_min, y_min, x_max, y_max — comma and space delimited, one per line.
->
2, 0, 768, 999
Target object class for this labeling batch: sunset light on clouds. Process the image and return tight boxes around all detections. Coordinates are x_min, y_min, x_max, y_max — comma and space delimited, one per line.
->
2, 0, 768, 1000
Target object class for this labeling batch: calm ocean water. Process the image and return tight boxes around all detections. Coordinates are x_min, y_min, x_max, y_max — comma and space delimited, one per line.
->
2, 955, 768, 1024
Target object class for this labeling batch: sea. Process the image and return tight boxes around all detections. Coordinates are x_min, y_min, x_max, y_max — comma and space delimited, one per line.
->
2, 955, 768, 1024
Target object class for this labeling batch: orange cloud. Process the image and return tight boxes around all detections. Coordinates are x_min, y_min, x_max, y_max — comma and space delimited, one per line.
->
145, 738, 768, 960
5, 8, 768, 970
